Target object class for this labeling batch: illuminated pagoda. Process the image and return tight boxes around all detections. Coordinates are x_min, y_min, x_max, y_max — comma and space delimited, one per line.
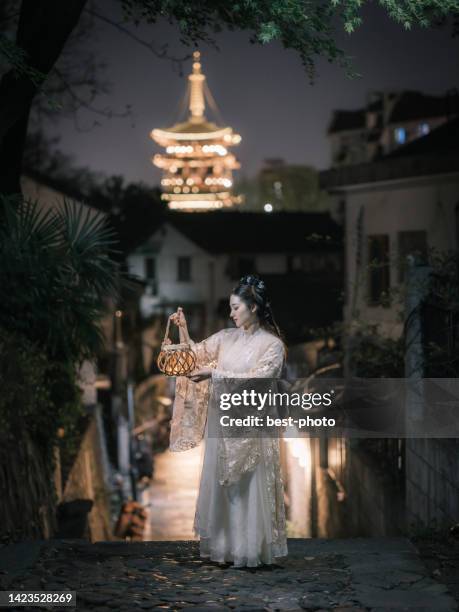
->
151, 51, 242, 211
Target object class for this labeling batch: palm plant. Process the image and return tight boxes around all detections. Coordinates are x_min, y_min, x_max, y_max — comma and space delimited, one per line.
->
0, 194, 120, 364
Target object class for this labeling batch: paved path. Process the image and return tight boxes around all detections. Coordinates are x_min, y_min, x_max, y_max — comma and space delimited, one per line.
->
142, 446, 202, 541
1, 538, 457, 611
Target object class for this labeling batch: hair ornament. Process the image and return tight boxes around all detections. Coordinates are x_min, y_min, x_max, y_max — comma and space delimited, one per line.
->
241, 275, 265, 291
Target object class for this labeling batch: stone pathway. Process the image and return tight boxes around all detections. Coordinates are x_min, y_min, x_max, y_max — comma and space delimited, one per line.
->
1, 538, 457, 611
142, 446, 202, 541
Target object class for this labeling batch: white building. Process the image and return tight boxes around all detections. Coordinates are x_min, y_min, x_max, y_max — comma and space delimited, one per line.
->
126, 211, 343, 339
321, 116, 459, 338
320, 116, 459, 534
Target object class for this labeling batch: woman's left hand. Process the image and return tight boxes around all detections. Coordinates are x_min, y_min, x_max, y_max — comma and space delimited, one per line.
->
186, 368, 212, 382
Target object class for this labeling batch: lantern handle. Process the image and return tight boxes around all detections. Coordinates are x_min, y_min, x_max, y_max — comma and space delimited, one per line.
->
162, 315, 190, 349
163, 316, 172, 345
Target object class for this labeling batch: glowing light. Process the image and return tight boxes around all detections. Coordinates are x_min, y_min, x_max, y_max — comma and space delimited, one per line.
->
150, 54, 242, 211
264, 203, 273, 213
202, 144, 228, 156
169, 200, 225, 210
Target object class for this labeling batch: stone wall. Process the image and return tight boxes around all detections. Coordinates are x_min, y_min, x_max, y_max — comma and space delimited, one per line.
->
405, 438, 459, 532
59, 405, 113, 542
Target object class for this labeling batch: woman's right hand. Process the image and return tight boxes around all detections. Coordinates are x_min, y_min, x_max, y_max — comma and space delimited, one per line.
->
169, 306, 187, 328
169, 307, 191, 344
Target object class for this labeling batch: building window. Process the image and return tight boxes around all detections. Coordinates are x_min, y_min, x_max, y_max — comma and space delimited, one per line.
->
367, 234, 390, 306
398, 231, 427, 282
418, 123, 430, 136
145, 257, 156, 281
177, 256, 191, 282
394, 127, 406, 144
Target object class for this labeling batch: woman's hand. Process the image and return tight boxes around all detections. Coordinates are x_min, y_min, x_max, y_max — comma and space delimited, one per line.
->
186, 368, 212, 383
169, 306, 186, 328
169, 307, 190, 343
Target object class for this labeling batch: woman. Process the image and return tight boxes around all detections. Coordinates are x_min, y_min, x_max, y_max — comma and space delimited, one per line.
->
168, 274, 288, 567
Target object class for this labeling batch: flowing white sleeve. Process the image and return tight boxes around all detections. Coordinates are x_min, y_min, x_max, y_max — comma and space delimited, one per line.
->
211, 337, 285, 380
169, 329, 224, 452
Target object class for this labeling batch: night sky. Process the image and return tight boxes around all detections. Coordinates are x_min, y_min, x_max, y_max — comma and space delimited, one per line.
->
47, 4, 459, 186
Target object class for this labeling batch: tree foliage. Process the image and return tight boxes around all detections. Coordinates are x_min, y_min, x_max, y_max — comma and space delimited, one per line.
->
120, 0, 459, 75
2, 0, 459, 85
0, 195, 119, 363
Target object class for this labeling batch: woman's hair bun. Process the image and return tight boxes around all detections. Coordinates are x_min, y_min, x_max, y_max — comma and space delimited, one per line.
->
240, 274, 265, 292
232, 275, 283, 343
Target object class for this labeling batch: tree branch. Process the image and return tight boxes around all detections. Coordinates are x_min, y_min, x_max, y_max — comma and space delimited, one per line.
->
52, 66, 132, 130
85, 7, 191, 71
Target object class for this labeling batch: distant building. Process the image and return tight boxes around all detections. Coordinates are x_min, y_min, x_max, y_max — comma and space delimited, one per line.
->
238, 159, 329, 213
328, 89, 459, 168
321, 115, 459, 337
126, 211, 343, 343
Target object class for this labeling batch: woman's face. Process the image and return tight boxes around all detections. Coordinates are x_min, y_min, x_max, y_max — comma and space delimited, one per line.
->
229, 294, 257, 328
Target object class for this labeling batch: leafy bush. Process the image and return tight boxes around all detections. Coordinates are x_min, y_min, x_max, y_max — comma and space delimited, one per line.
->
0, 330, 83, 458
0, 195, 119, 457
0, 195, 119, 364
349, 326, 405, 378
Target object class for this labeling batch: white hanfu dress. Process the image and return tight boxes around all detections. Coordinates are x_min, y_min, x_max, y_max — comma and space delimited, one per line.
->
169, 326, 288, 567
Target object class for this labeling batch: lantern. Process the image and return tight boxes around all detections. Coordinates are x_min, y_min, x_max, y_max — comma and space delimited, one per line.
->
157, 317, 196, 376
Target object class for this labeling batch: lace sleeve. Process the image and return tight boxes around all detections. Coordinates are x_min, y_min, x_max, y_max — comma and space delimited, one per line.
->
189, 329, 222, 370
211, 337, 285, 380
169, 329, 224, 452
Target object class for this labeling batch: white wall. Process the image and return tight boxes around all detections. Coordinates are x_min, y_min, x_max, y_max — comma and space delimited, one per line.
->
128, 224, 211, 303
343, 172, 459, 336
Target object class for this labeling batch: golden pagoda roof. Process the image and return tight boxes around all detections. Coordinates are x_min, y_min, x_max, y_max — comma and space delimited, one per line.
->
164, 119, 221, 134
151, 121, 234, 143
151, 51, 240, 144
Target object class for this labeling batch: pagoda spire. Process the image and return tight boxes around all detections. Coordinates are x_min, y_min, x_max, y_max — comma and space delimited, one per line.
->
151, 52, 242, 212
189, 51, 206, 122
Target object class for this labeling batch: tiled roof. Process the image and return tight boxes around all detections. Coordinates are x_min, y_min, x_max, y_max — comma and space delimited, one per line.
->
165, 211, 342, 254
389, 91, 459, 124
328, 90, 459, 134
